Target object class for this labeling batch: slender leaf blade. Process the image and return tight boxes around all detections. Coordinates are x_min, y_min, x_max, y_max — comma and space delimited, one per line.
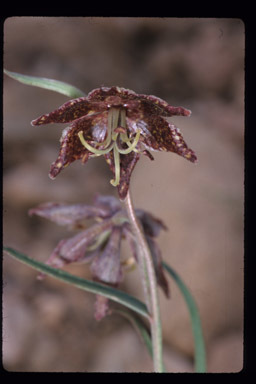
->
163, 261, 206, 373
114, 308, 153, 357
4, 246, 148, 318
4, 69, 85, 98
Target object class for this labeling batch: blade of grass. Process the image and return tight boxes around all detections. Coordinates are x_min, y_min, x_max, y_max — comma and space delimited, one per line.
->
114, 308, 153, 358
113, 309, 169, 372
4, 247, 206, 372
163, 261, 206, 373
4, 69, 85, 98
4, 246, 148, 319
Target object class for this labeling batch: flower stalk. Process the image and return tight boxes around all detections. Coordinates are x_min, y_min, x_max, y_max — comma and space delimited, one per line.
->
79, 101, 165, 371
123, 190, 164, 372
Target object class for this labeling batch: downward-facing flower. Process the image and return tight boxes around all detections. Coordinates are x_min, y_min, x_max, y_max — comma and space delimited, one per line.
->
29, 195, 170, 319
31, 87, 197, 199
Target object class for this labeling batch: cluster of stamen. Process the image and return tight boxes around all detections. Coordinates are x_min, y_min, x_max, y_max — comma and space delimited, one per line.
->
78, 108, 140, 187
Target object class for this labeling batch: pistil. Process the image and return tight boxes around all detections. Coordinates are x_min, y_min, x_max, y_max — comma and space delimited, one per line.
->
110, 145, 120, 186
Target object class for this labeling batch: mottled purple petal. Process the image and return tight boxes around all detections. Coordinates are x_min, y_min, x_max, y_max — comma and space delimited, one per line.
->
31, 97, 105, 125
47, 219, 113, 265
146, 236, 170, 298
94, 295, 111, 321
42, 238, 72, 270
49, 127, 89, 179
104, 151, 140, 200
135, 209, 168, 237
87, 86, 191, 117
49, 112, 108, 179
93, 194, 122, 215
123, 220, 169, 297
70, 111, 108, 141
90, 227, 123, 285
136, 115, 197, 163
28, 202, 111, 227
141, 149, 154, 161
134, 94, 191, 117
87, 86, 137, 103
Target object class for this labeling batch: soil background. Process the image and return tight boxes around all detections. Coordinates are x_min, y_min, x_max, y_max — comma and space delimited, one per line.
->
3, 17, 244, 372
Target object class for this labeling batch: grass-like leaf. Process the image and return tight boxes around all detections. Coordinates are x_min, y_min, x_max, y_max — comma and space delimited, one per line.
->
4, 246, 206, 372
115, 264, 206, 373
114, 308, 153, 357
3, 247, 148, 318
4, 69, 85, 98
163, 261, 206, 373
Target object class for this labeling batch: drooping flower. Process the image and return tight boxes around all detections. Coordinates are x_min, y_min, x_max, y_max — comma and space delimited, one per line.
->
31, 87, 197, 199
29, 195, 170, 319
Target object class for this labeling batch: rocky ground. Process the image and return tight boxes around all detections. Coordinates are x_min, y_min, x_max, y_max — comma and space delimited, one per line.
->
3, 17, 244, 372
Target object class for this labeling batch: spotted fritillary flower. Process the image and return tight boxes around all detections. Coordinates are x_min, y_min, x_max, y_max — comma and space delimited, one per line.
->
32, 87, 197, 199
29, 195, 169, 299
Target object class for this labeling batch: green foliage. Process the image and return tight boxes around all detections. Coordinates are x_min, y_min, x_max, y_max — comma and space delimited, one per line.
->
4, 69, 85, 98
163, 262, 206, 372
4, 246, 206, 372
3, 247, 148, 318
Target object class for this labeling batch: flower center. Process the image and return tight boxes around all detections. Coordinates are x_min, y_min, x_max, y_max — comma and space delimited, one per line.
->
78, 107, 141, 187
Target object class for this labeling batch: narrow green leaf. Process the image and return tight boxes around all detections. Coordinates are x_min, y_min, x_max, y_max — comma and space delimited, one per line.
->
114, 308, 168, 372
163, 261, 207, 373
3, 246, 148, 319
4, 69, 85, 98
114, 308, 153, 357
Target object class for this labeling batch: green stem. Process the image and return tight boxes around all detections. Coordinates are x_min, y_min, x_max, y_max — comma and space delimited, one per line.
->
123, 190, 164, 372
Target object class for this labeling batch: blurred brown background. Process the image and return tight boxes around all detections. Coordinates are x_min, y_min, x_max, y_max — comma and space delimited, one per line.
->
3, 17, 244, 372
